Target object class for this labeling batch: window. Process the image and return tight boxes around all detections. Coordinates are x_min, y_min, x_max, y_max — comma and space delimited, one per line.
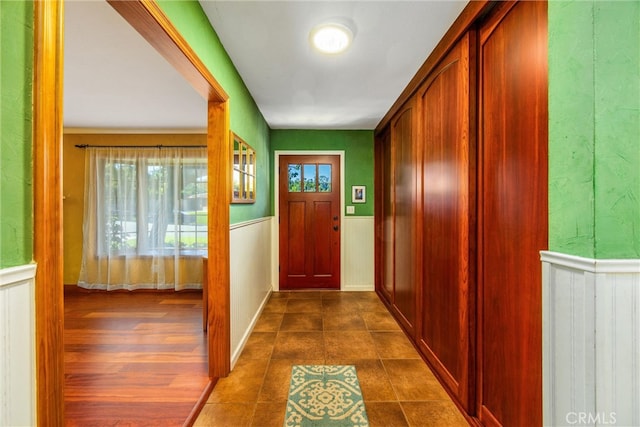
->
288, 162, 332, 192
231, 132, 256, 203
96, 148, 207, 256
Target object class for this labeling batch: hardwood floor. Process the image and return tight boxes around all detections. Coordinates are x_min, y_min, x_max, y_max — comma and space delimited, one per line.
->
64, 287, 209, 427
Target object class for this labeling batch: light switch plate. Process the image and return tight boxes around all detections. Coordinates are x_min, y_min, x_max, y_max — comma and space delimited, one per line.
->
346, 206, 355, 214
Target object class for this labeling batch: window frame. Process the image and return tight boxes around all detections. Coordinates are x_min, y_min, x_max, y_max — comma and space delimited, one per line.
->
231, 132, 257, 203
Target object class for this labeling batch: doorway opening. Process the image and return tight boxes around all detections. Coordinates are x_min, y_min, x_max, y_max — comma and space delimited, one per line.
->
33, 1, 231, 423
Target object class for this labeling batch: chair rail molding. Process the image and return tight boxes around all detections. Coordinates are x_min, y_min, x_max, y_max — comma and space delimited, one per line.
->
541, 251, 640, 427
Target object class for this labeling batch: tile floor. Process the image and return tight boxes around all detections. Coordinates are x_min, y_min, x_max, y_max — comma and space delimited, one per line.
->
194, 291, 469, 426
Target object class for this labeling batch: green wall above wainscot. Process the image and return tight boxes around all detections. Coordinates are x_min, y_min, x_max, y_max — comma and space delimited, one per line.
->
548, 0, 640, 259
0, 0, 33, 268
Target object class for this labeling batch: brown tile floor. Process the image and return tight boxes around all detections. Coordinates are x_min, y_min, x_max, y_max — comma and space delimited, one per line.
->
194, 291, 469, 426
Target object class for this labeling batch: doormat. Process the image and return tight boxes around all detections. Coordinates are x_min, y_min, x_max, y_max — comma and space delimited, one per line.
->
284, 365, 369, 427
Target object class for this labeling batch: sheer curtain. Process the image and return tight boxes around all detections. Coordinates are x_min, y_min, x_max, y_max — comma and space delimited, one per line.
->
78, 147, 207, 291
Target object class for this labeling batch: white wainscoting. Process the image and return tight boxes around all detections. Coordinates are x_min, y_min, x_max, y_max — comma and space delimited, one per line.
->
541, 251, 640, 427
0, 263, 37, 427
229, 217, 273, 368
342, 216, 374, 291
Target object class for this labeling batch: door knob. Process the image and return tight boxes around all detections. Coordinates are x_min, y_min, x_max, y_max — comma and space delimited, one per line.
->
333, 216, 338, 220
333, 225, 339, 231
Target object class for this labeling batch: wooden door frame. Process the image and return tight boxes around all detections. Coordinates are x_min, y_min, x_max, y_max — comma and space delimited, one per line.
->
273, 151, 345, 291
33, 1, 231, 424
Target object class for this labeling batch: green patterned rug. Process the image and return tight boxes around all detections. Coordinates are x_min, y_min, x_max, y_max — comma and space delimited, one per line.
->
284, 365, 369, 427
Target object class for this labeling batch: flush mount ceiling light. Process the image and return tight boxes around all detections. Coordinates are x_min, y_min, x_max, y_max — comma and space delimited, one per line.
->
310, 22, 353, 54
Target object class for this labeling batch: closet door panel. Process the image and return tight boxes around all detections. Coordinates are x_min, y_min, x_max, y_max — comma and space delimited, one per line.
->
375, 127, 393, 304
417, 32, 474, 410
478, 1, 547, 426
391, 104, 417, 335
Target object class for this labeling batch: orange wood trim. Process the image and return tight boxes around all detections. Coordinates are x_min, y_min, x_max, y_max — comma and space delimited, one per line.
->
33, 0, 65, 425
207, 99, 231, 378
375, 0, 491, 134
107, 0, 228, 102
184, 379, 217, 427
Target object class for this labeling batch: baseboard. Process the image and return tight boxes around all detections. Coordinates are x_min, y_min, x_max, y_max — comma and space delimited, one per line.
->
341, 284, 375, 292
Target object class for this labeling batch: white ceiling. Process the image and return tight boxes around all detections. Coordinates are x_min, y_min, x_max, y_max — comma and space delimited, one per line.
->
64, 0, 207, 132
63, 0, 468, 132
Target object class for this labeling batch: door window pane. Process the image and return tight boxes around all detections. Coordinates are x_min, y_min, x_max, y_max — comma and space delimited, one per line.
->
303, 164, 316, 192
318, 164, 331, 192
288, 164, 301, 192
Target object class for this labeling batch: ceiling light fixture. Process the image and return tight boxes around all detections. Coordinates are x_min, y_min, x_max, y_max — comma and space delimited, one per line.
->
310, 22, 353, 55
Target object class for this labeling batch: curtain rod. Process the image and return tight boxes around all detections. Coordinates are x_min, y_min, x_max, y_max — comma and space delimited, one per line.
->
75, 144, 207, 149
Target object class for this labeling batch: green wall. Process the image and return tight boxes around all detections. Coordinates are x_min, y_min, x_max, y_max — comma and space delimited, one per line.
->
270, 130, 374, 217
549, 0, 640, 259
0, 1, 33, 268
157, 0, 270, 224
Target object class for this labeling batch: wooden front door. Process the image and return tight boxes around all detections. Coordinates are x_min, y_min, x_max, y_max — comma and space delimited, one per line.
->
279, 155, 341, 290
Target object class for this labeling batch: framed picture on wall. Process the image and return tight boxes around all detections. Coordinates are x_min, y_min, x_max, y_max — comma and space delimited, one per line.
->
352, 185, 366, 203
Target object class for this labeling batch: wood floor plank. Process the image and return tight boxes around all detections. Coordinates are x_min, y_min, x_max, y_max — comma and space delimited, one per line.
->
64, 289, 208, 426
65, 352, 206, 364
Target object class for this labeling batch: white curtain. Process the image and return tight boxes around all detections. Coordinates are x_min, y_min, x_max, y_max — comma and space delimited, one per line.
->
78, 147, 207, 291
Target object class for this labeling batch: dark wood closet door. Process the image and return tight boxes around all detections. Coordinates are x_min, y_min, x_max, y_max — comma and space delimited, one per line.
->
375, 127, 394, 303
478, 1, 548, 425
390, 102, 418, 336
417, 31, 475, 411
